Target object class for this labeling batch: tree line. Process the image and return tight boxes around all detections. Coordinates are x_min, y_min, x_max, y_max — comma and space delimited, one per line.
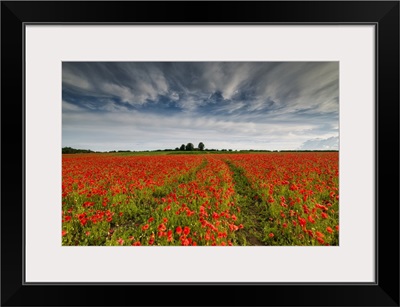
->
61, 142, 206, 154
62, 147, 94, 154
63, 145, 338, 154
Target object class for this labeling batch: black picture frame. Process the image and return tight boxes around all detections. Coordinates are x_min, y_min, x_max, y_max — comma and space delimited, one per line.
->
1, 1, 399, 306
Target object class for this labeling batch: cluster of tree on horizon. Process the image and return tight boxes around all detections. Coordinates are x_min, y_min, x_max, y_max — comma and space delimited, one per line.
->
176, 142, 205, 151
62, 145, 338, 154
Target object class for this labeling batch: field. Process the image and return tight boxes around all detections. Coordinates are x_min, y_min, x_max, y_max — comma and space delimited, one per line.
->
62, 152, 339, 246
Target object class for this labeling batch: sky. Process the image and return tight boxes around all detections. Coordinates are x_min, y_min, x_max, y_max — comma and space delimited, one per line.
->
62, 62, 339, 151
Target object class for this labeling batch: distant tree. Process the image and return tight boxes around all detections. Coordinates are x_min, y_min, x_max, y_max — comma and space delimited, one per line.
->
62, 146, 94, 154
185, 143, 194, 151
180, 144, 185, 151
175, 147, 179, 151
198, 142, 205, 151
62, 147, 73, 154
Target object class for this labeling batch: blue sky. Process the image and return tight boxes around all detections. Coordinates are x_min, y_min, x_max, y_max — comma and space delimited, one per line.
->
62, 62, 339, 151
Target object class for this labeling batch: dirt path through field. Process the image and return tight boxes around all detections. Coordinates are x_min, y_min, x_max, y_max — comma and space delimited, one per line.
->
224, 159, 266, 245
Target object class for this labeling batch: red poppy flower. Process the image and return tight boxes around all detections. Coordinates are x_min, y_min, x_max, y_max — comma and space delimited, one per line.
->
269, 233, 274, 238
298, 217, 306, 228
326, 227, 333, 234
183, 226, 190, 236
229, 224, 239, 231
181, 238, 190, 246
158, 223, 167, 232
303, 205, 310, 214
142, 224, 149, 231
176, 226, 182, 234
218, 232, 227, 238
62, 230, 67, 237
167, 230, 173, 242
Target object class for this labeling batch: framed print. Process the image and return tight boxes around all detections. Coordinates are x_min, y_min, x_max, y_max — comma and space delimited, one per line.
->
1, 1, 399, 306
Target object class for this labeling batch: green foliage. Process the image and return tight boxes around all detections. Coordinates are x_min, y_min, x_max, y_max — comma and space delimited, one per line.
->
185, 143, 194, 151
62, 147, 93, 154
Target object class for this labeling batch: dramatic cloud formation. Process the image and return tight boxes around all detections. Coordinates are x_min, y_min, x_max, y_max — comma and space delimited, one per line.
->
62, 62, 339, 151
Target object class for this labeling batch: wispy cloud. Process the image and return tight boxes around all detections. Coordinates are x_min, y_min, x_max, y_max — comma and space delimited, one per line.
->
298, 136, 339, 150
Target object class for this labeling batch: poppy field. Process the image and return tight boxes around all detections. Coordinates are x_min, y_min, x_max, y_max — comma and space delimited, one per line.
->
62, 152, 339, 246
